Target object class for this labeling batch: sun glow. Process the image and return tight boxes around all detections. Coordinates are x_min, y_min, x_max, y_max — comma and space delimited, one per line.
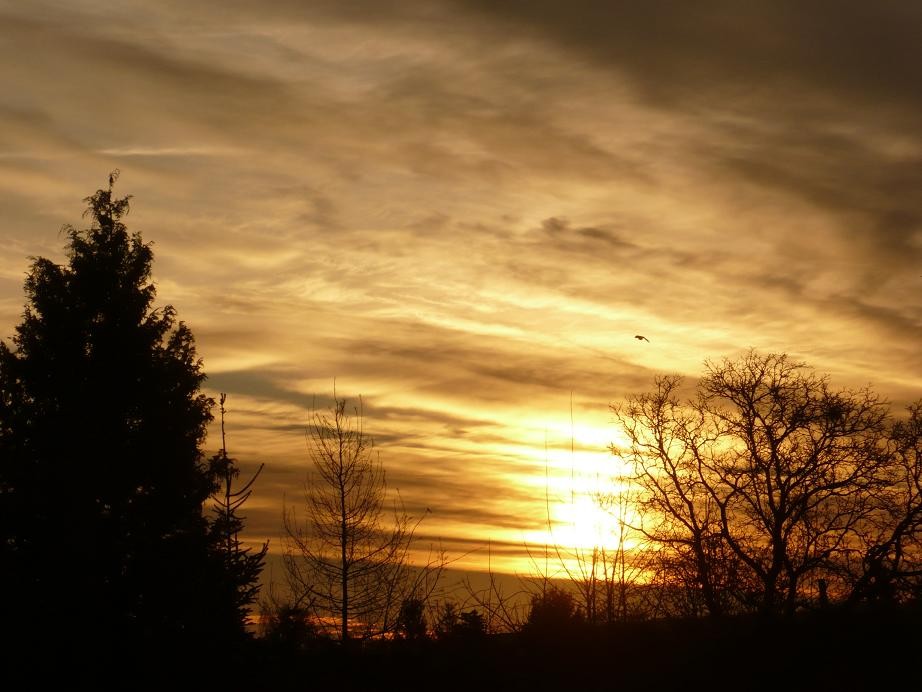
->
519, 417, 640, 555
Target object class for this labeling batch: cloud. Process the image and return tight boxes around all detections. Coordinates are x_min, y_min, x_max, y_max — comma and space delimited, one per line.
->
454, 1, 922, 113
0, 12, 295, 145
448, 1, 922, 284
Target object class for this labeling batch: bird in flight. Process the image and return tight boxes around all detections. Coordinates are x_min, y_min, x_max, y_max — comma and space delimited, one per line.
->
634, 335, 649, 342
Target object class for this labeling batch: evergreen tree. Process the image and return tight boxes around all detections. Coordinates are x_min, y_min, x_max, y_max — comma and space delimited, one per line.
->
207, 393, 269, 633
0, 172, 254, 665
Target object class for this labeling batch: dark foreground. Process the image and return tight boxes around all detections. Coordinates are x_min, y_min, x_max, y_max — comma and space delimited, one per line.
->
10, 607, 921, 691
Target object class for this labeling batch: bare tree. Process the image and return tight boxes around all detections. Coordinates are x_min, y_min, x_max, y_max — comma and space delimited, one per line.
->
594, 475, 656, 621
516, 412, 653, 626
538, 475, 653, 623
613, 375, 738, 617
615, 351, 894, 616
282, 394, 442, 642
459, 541, 533, 633
844, 401, 922, 605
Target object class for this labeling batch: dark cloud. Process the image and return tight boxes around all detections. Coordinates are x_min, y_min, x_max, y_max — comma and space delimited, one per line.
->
228, 433, 560, 553
207, 367, 326, 411
694, 118, 922, 271
340, 323, 654, 408
540, 217, 636, 255
454, 1, 922, 278
0, 13, 294, 149
454, 1, 922, 116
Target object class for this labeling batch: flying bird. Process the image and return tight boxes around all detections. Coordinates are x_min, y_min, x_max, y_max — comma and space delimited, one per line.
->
634, 335, 649, 342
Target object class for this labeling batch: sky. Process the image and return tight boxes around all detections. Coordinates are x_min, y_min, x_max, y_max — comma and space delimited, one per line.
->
1, 0, 921, 577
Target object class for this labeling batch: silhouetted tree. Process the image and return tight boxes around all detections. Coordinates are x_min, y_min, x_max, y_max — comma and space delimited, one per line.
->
615, 351, 893, 616
0, 173, 246, 661
455, 608, 487, 637
259, 590, 320, 654
524, 585, 583, 633
432, 602, 487, 642
460, 546, 533, 633
844, 401, 922, 606
282, 393, 442, 642
395, 597, 428, 640
536, 410, 652, 625
557, 474, 652, 623
614, 373, 761, 617
207, 393, 269, 633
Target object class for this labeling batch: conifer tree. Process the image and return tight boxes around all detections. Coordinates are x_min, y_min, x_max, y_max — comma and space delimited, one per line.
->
0, 172, 259, 661
208, 393, 269, 631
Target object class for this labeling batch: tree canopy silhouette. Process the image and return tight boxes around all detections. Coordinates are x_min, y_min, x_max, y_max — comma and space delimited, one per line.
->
614, 350, 922, 617
0, 172, 258, 662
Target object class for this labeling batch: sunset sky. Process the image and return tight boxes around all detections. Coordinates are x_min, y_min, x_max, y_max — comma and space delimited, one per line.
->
1, 1, 921, 577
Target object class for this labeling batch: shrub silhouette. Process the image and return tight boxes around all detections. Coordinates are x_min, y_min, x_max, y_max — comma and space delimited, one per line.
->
525, 586, 584, 633
396, 597, 428, 640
